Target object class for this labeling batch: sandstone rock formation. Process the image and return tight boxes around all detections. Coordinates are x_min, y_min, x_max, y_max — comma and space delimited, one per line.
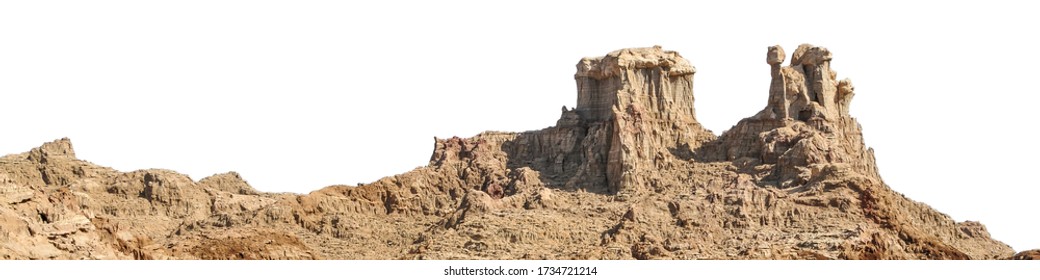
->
0, 45, 1030, 259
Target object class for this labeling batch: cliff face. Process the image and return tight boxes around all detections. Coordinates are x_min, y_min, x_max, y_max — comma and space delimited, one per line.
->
462, 46, 714, 195
0, 45, 1023, 260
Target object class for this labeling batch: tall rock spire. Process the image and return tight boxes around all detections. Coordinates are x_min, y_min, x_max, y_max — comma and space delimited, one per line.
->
572, 46, 714, 193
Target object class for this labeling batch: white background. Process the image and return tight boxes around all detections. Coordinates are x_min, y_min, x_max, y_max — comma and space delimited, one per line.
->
1, 0, 1037, 253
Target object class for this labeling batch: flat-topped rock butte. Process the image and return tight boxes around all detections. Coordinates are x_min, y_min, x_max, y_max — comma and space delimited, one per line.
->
1, 44, 1033, 259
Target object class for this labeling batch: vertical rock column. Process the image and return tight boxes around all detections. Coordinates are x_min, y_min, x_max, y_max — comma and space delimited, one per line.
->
574, 46, 713, 193
759, 44, 851, 122
765, 46, 789, 119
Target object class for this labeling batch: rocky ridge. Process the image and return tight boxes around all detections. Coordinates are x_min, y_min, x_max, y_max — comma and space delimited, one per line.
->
0, 44, 1027, 259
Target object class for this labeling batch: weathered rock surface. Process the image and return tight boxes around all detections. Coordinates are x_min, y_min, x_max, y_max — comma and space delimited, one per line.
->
1010, 249, 1040, 260
0, 45, 1030, 259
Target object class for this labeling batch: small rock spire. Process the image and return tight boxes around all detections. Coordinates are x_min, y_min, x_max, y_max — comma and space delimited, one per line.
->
757, 44, 856, 122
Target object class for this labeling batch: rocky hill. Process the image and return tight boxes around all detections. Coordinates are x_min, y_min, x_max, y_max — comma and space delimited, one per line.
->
0, 44, 1028, 259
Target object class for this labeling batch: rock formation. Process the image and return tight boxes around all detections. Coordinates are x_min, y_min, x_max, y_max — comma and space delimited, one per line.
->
0, 45, 1030, 260
456, 46, 715, 196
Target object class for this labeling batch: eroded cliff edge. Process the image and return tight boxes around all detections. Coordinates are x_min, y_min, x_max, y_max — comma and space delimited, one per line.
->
0, 45, 1021, 259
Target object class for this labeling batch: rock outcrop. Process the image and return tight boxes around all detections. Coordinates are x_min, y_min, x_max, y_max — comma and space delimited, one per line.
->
0, 45, 1029, 260
1011, 249, 1040, 260
703, 44, 879, 188
449, 46, 715, 195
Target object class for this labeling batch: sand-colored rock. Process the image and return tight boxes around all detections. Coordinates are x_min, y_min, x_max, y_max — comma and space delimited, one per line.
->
1010, 249, 1040, 260
0, 45, 1030, 260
